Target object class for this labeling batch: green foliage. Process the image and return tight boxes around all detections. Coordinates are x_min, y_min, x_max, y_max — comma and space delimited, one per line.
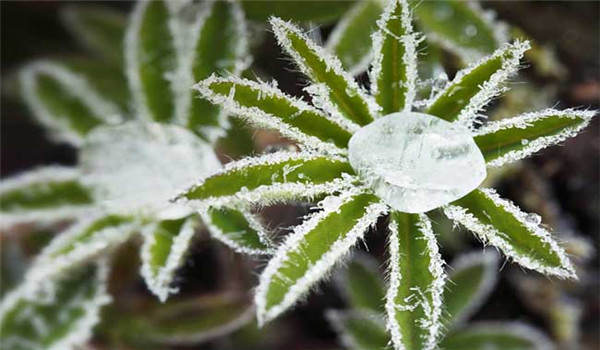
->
242, 0, 355, 24
342, 254, 386, 313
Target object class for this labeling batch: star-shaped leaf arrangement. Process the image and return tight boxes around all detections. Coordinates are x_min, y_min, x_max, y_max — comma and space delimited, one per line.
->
179, 1, 595, 348
1, 0, 266, 348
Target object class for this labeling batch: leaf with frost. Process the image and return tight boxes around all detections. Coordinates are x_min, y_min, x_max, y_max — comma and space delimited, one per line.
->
440, 322, 553, 350
412, 0, 508, 61
141, 217, 198, 302
0, 167, 94, 228
255, 191, 386, 325
326, 0, 382, 75
386, 212, 445, 350
64, 58, 130, 112
183, 0, 249, 141
61, 4, 126, 64
177, 151, 356, 208
0, 260, 111, 350
125, 0, 177, 123
474, 108, 596, 168
26, 214, 136, 282
445, 188, 576, 279
340, 253, 386, 313
200, 207, 272, 255
194, 75, 355, 153
242, 1, 354, 24
370, 0, 419, 114
426, 41, 529, 127
444, 251, 499, 327
326, 310, 391, 350
270, 17, 376, 126
123, 296, 254, 346
19, 61, 122, 146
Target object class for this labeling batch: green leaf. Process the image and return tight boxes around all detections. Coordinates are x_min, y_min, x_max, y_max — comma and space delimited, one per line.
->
185, 0, 249, 141
27, 214, 136, 281
386, 212, 445, 350
474, 108, 596, 167
61, 4, 127, 64
270, 17, 376, 126
178, 151, 355, 208
200, 207, 272, 255
0, 167, 94, 227
63, 58, 130, 113
195, 75, 355, 153
326, 0, 382, 75
0, 260, 111, 350
242, 1, 355, 24
440, 322, 552, 350
445, 188, 576, 279
326, 310, 390, 350
412, 0, 506, 60
19, 61, 122, 146
141, 217, 197, 302
120, 295, 254, 346
255, 191, 386, 325
216, 118, 255, 159
125, 0, 177, 123
425, 41, 529, 126
370, 0, 419, 114
444, 251, 498, 327
341, 253, 385, 313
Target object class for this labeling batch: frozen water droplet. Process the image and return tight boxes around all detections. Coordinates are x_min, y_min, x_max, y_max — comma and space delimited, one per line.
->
521, 139, 529, 145
348, 112, 486, 213
80, 122, 221, 219
433, 72, 449, 90
465, 25, 478, 38
525, 213, 542, 225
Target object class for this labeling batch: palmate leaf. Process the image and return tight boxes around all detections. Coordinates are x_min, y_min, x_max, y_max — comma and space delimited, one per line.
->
444, 252, 499, 327
426, 40, 529, 127
119, 295, 254, 346
140, 217, 197, 302
255, 191, 387, 325
195, 75, 355, 154
125, 0, 177, 123
19, 61, 122, 146
445, 188, 576, 279
242, 0, 354, 24
270, 17, 376, 126
326, 0, 382, 75
177, 151, 355, 208
26, 214, 137, 282
200, 207, 272, 255
386, 212, 445, 350
60, 4, 127, 64
326, 310, 390, 350
440, 322, 552, 350
340, 253, 386, 313
0, 260, 111, 350
411, 0, 507, 61
183, 0, 249, 141
0, 167, 94, 228
370, 0, 419, 114
474, 108, 596, 168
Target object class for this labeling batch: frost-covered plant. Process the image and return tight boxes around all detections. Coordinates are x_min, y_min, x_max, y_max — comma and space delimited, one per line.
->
327, 252, 553, 350
0, 1, 266, 348
179, 0, 595, 349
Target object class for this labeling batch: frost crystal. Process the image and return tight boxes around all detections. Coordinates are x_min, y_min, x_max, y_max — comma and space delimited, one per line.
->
348, 112, 486, 213
80, 122, 221, 219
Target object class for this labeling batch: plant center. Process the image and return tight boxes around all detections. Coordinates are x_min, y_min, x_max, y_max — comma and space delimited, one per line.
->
348, 112, 486, 213
80, 122, 221, 219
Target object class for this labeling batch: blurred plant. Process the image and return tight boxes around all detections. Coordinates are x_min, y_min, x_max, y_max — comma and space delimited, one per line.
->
327, 252, 553, 350
0, 0, 269, 348
180, 1, 595, 349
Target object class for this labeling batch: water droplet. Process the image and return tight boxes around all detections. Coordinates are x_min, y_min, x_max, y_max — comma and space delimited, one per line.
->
465, 25, 478, 38
525, 213, 542, 225
521, 139, 529, 145
433, 72, 449, 90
